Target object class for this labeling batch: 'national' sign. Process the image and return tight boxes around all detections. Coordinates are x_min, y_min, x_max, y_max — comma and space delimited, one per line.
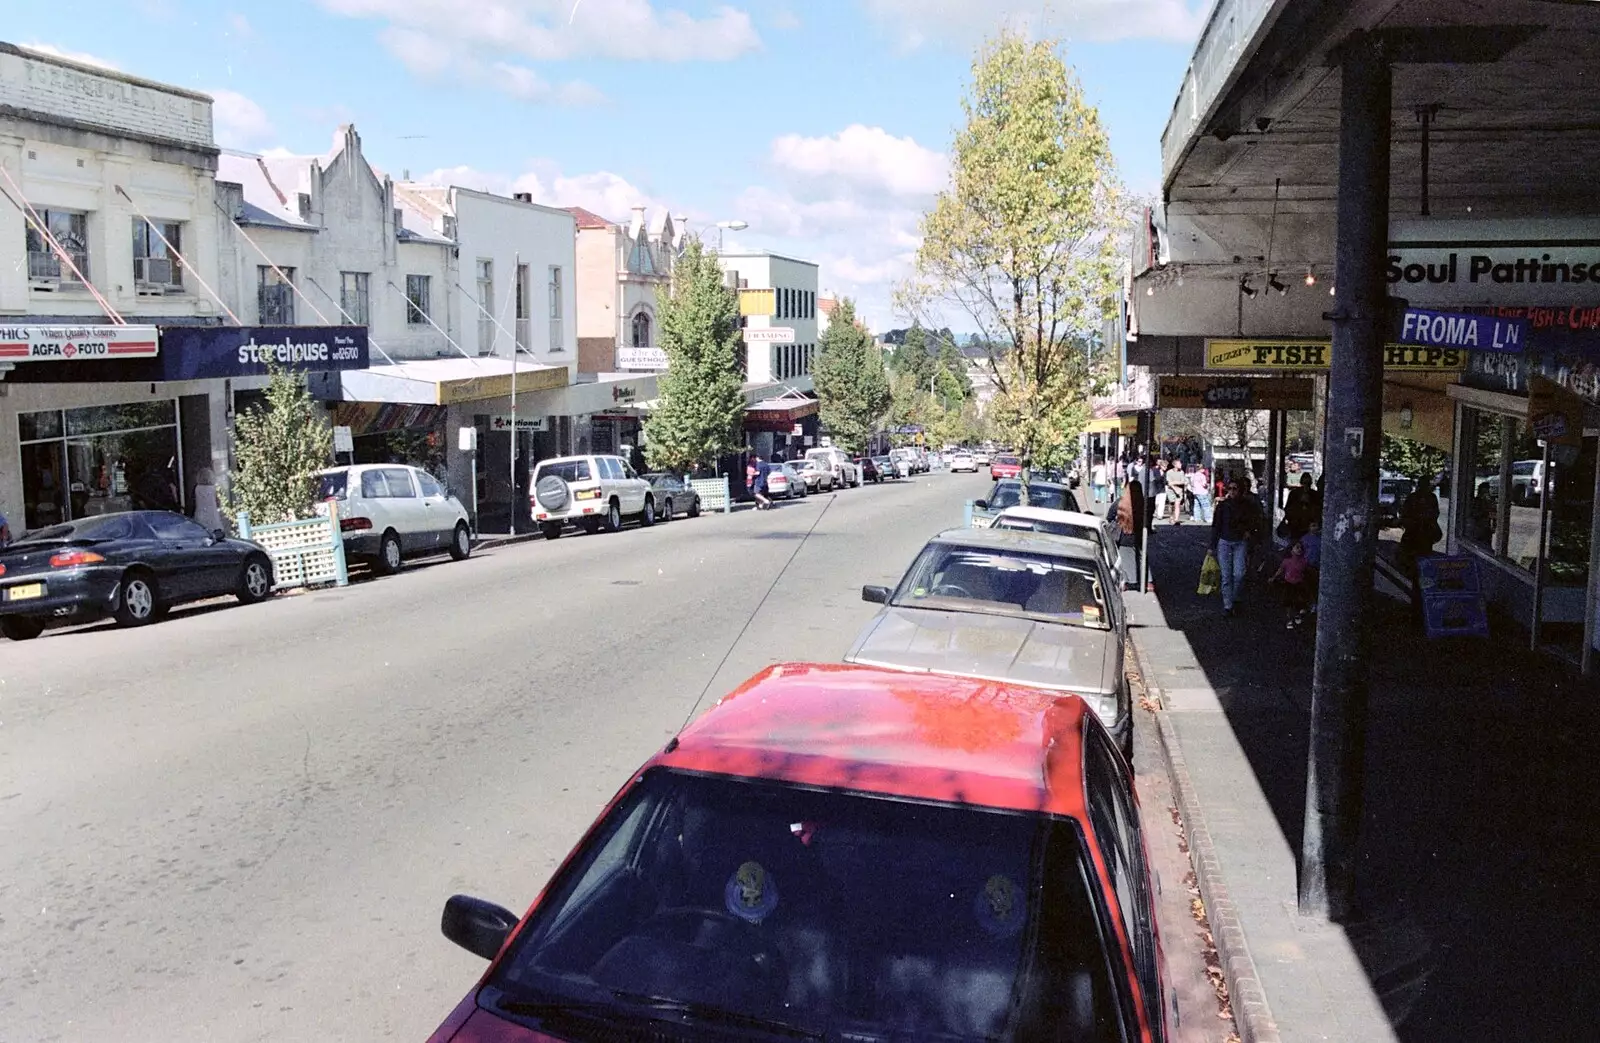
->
1399, 308, 1526, 354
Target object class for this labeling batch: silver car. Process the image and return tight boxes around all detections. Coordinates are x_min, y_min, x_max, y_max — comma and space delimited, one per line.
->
850, 527, 1130, 757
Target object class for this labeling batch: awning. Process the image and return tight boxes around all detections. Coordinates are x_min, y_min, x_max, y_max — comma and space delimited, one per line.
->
1085, 418, 1121, 434
745, 388, 819, 431
322, 357, 568, 406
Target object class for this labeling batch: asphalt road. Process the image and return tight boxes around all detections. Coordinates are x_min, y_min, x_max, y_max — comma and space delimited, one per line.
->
0, 469, 999, 1042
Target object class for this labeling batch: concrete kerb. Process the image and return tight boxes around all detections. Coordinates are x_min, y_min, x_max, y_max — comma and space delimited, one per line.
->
1130, 633, 1283, 1043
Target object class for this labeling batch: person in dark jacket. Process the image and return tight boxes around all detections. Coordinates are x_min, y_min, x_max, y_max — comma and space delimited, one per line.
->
1210, 477, 1262, 616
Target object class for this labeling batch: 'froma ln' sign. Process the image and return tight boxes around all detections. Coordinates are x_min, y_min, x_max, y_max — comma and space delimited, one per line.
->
1399, 308, 1526, 354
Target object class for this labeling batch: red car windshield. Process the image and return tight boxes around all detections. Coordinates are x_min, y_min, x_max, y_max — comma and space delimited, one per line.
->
484, 768, 1127, 1042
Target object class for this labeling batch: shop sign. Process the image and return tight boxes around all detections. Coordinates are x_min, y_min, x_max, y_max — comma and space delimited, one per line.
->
611, 384, 638, 404
332, 426, 354, 454
1416, 556, 1490, 640
1528, 376, 1586, 447
616, 347, 668, 370
1119, 415, 1139, 435
1399, 308, 1525, 354
1387, 219, 1600, 306
159, 326, 368, 379
488, 414, 548, 432
0, 324, 158, 360
1205, 339, 1467, 372
1158, 376, 1314, 411
744, 327, 796, 344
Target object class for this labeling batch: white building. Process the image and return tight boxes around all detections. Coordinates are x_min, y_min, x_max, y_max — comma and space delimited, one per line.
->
719, 251, 820, 386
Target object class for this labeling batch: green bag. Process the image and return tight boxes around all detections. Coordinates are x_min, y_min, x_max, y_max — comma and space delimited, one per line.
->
1197, 551, 1221, 596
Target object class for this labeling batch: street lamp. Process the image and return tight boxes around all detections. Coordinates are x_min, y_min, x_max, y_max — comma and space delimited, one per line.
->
715, 219, 747, 253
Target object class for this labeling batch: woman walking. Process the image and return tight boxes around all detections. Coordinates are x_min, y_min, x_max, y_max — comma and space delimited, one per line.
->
1190, 463, 1213, 524
1210, 477, 1263, 617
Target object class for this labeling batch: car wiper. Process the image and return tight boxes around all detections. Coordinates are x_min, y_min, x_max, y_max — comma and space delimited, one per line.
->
611, 992, 825, 1040
495, 990, 825, 1040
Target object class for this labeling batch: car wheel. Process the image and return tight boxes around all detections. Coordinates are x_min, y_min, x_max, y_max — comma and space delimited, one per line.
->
114, 570, 159, 627
661, 498, 674, 522
1, 616, 44, 641
237, 554, 274, 604
688, 498, 701, 518
376, 530, 403, 575
541, 521, 564, 540
448, 522, 472, 561
603, 500, 623, 533
641, 496, 656, 527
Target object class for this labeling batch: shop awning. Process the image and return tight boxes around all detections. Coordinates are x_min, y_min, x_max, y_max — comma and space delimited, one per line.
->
1085, 417, 1121, 434
323, 357, 568, 406
745, 388, 820, 431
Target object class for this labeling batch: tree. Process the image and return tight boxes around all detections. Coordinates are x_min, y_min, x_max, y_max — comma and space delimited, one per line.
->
903, 29, 1124, 495
226, 364, 333, 525
644, 238, 748, 473
892, 321, 934, 388
1380, 434, 1447, 482
813, 297, 892, 453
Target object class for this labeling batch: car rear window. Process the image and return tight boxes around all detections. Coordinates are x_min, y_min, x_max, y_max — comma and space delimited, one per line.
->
487, 768, 1125, 1043
538, 460, 593, 483
14, 513, 145, 543
316, 470, 349, 501
897, 544, 1109, 627
995, 455, 1021, 466
987, 482, 1079, 513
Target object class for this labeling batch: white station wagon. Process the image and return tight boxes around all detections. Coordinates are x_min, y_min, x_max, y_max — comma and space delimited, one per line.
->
531, 454, 656, 539
315, 464, 472, 574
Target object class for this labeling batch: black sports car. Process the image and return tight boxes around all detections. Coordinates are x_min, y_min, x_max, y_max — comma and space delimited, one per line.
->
0, 511, 275, 640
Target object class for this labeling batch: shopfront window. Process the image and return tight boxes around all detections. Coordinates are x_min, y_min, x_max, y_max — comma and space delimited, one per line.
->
18, 401, 182, 532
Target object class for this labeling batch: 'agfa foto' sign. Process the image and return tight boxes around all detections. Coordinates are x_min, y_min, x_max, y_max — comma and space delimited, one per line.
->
0, 325, 159, 361
1399, 308, 1526, 354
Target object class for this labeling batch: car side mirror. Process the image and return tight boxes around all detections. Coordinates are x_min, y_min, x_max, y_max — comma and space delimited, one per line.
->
211, 528, 228, 541
973, 499, 988, 510
442, 894, 520, 961
861, 584, 890, 604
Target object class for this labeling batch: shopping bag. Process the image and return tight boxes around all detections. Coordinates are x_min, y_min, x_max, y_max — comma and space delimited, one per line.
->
1197, 551, 1221, 596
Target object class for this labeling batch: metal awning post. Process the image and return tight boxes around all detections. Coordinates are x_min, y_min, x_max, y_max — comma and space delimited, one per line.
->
1532, 440, 1553, 652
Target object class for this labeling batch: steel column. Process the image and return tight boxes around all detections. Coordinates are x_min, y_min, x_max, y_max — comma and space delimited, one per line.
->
1301, 32, 1391, 921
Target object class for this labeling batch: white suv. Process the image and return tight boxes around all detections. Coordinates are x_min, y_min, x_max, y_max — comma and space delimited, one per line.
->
805, 447, 861, 488
315, 464, 472, 575
532, 454, 656, 539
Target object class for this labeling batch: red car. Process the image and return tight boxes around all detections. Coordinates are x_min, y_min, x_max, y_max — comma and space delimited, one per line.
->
427, 663, 1168, 1043
990, 454, 1023, 480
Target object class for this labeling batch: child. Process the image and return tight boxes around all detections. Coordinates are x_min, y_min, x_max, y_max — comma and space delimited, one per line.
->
1271, 540, 1313, 629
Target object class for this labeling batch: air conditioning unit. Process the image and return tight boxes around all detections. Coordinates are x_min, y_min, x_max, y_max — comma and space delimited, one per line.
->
134, 257, 173, 286
30, 277, 60, 292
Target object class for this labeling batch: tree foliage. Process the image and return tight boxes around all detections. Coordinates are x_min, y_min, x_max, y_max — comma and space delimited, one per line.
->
644, 238, 748, 473
226, 364, 333, 525
813, 298, 892, 453
1381, 434, 1448, 482
903, 29, 1124, 470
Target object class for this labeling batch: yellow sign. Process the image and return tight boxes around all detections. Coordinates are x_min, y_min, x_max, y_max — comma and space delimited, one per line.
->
1159, 376, 1315, 411
739, 288, 775, 317
1119, 415, 1138, 436
1206, 339, 1467, 372
436, 365, 567, 405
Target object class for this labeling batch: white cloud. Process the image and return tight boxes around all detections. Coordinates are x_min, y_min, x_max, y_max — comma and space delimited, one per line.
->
771, 125, 947, 200
209, 89, 276, 150
378, 27, 606, 104
860, 0, 1208, 47
413, 161, 667, 223
18, 43, 120, 70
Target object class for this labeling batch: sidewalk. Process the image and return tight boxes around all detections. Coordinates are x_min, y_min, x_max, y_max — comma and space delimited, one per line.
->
1127, 520, 1600, 1043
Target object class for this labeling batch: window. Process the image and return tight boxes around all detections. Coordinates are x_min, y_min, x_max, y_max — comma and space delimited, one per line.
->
416, 471, 444, 498
515, 263, 531, 351
131, 219, 183, 291
339, 271, 370, 325
548, 266, 564, 352
894, 543, 1109, 626
405, 274, 431, 325
148, 514, 211, 542
381, 468, 417, 498
476, 258, 496, 354
19, 401, 181, 528
316, 470, 349, 501
535, 459, 592, 483
26, 209, 89, 283
258, 266, 296, 325
631, 311, 651, 348
600, 457, 624, 480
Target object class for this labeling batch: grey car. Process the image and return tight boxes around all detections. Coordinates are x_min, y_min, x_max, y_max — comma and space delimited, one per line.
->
851, 527, 1130, 757
642, 473, 702, 520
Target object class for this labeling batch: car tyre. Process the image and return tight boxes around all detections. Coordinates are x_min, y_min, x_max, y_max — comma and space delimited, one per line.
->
640, 496, 656, 527
688, 498, 701, 518
603, 500, 623, 533
1, 616, 44, 641
376, 530, 403, 575
114, 569, 160, 627
449, 522, 472, 561
237, 554, 274, 604
541, 521, 564, 540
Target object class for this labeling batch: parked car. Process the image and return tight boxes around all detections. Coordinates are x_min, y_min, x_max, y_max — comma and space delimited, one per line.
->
531, 454, 656, 539
951, 451, 978, 473
1511, 459, 1553, 505
852, 527, 1131, 757
642, 473, 702, 520
990, 454, 1023, 480
805, 447, 861, 488
425, 662, 1166, 1043
871, 455, 899, 480
993, 505, 1137, 590
797, 458, 834, 492
0, 510, 275, 640
1376, 473, 1416, 528
766, 463, 807, 499
974, 449, 992, 466
855, 456, 883, 483
316, 463, 472, 574
887, 449, 914, 478
971, 478, 1083, 527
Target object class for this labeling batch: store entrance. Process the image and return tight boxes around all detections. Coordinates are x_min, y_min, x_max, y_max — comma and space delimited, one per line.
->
19, 401, 183, 532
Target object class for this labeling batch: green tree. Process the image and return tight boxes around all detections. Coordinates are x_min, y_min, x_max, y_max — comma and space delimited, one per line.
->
903, 29, 1124, 497
892, 321, 934, 388
226, 364, 333, 525
1380, 434, 1448, 482
813, 298, 892, 453
935, 341, 973, 401
644, 239, 748, 473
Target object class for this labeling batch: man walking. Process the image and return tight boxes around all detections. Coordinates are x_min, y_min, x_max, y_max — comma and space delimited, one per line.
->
1210, 477, 1262, 617
1091, 457, 1108, 505
1165, 458, 1188, 524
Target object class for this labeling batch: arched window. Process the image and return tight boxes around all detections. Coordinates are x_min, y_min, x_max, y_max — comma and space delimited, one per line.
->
631, 311, 651, 348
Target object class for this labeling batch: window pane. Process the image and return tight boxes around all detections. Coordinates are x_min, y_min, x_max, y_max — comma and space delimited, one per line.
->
361, 470, 385, 498
382, 468, 417, 497
64, 401, 177, 437
417, 471, 443, 498
19, 409, 63, 442
149, 514, 209, 541
406, 274, 431, 324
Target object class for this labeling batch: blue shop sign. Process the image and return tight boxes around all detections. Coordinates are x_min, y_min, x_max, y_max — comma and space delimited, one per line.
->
1399, 308, 1526, 354
158, 326, 369, 379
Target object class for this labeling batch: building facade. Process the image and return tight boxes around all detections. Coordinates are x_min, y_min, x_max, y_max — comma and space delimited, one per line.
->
719, 251, 820, 386
569, 204, 683, 375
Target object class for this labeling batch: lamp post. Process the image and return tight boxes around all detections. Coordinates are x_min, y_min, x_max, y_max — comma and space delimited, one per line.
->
714, 219, 747, 253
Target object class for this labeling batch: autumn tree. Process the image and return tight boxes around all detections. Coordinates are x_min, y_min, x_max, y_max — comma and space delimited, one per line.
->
903, 29, 1124, 497
813, 298, 892, 453
644, 239, 748, 474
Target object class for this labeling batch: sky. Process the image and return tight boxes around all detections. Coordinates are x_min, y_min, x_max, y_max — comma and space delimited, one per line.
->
9, 0, 1209, 332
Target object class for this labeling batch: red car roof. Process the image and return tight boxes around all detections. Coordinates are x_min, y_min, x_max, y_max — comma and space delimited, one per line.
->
654, 662, 1092, 821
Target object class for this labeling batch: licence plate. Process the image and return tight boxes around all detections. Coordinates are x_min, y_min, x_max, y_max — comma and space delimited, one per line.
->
6, 583, 44, 601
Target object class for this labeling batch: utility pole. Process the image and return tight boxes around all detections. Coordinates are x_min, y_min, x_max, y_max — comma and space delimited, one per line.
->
1301, 31, 1391, 921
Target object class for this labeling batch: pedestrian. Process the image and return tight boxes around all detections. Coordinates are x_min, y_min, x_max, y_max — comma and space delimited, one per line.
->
1165, 458, 1188, 524
1398, 476, 1442, 619
1091, 457, 1108, 505
1270, 539, 1313, 629
1284, 472, 1317, 542
1301, 517, 1322, 611
1210, 477, 1263, 617
753, 455, 774, 510
1190, 463, 1213, 524
1142, 455, 1163, 532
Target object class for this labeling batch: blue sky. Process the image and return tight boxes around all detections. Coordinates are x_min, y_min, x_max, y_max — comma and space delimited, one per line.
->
11, 0, 1208, 330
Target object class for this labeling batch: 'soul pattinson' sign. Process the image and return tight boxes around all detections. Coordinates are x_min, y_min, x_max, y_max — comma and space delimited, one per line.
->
1206, 339, 1467, 372
0, 325, 159, 361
